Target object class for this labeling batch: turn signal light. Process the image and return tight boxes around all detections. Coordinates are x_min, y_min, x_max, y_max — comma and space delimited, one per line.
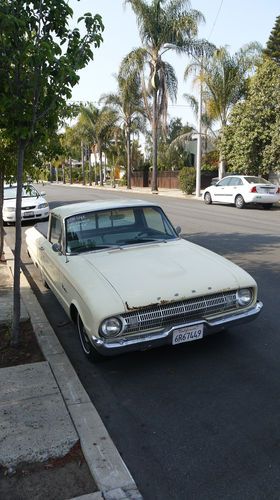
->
250, 186, 257, 193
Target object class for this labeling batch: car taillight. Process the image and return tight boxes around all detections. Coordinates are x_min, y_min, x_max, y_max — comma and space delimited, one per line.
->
250, 186, 257, 193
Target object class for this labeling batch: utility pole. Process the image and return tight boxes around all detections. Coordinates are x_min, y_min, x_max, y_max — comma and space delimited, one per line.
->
195, 74, 202, 198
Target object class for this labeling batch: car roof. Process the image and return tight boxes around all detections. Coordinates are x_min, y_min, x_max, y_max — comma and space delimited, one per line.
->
52, 199, 159, 219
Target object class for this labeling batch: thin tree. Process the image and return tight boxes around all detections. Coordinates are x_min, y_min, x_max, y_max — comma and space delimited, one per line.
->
123, 0, 209, 192
0, 0, 103, 345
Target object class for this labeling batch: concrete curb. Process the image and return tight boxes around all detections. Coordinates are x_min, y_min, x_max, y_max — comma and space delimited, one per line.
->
4, 243, 142, 499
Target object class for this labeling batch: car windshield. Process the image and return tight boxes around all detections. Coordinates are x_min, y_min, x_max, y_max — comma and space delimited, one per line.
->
65, 205, 178, 254
4, 185, 38, 200
244, 177, 271, 184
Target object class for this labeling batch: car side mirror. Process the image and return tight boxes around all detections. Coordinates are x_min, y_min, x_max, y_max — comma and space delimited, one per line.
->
40, 191, 46, 196
52, 243, 62, 253
175, 226, 182, 235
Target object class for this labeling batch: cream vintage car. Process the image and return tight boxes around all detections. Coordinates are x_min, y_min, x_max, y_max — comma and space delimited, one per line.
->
25, 200, 263, 360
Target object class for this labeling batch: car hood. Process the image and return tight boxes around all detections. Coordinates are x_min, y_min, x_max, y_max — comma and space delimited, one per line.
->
81, 239, 256, 310
4, 196, 45, 208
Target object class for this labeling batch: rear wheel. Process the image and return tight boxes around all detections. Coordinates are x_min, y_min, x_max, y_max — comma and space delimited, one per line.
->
77, 313, 103, 361
235, 195, 245, 209
263, 204, 273, 210
204, 192, 212, 205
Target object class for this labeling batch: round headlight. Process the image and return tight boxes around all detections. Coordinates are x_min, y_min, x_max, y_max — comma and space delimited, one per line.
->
237, 288, 253, 306
100, 317, 122, 338
4, 207, 16, 212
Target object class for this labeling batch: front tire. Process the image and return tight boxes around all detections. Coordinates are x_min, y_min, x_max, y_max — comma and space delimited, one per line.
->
77, 313, 103, 361
235, 194, 245, 209
204, 192, 212, 205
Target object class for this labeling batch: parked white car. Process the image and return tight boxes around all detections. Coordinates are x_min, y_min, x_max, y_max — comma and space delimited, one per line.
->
25, 200, 262, 360
203, 175, 280, 209
3, 184, 49, 224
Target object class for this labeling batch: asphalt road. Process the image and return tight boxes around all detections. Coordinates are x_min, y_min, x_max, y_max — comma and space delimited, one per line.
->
5, 183, 280, 500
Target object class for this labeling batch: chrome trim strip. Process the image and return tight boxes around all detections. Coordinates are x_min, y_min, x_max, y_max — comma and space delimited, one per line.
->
91, 301, 263, 356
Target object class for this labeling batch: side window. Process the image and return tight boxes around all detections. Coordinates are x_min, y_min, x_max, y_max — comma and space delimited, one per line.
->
49, 216, 62, 245
229, 177, 243, 186
216, 178, 231, 187
143, 207, 173, 235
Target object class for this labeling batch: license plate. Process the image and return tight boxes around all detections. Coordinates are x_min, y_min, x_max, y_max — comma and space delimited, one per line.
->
23, 211, 34, 217
172, 324, 204, 345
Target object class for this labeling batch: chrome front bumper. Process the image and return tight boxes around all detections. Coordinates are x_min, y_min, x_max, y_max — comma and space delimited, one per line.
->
91, 301, 263, 356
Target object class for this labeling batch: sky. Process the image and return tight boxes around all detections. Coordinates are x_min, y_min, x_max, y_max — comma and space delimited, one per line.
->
69, 0, 280, 128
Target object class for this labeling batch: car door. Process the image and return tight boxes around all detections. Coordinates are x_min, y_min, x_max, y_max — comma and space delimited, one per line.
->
227, 176, 244, 203
39, 215, 64, 297
212, 177, 233, 203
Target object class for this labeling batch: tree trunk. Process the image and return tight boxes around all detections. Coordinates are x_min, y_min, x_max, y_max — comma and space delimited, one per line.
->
99, 147, 103, 186
89, 150, 92, 186
94, 152, 98, 185
151, 88, 158, 192
11, 140, 25, 346
218, 152, 226, 179
0, 169, 5, 261
69, 157, 72, 184
81, 141, 85, 185
219, 124, 226, 179
126, 125, 131, 189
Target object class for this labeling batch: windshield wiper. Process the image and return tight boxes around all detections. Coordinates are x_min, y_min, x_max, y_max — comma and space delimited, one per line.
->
70, 244, 121, 254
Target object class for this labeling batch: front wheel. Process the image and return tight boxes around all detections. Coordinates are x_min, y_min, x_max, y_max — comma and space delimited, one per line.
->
204, 192, 212, 205
235, 194, 245, 209
77, 313, 103, 361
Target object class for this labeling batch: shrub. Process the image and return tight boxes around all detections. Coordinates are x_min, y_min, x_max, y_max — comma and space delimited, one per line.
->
179, 167, 196, 194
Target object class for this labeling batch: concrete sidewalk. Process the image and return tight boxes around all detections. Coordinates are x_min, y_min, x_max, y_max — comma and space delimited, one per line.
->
0, 244, 142, 500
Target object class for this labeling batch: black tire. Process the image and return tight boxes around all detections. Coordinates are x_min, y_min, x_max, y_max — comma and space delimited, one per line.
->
263, 204, 273, 210
204, 192, 212, 205
77, 313, 103, 361
235, 194, 245, 209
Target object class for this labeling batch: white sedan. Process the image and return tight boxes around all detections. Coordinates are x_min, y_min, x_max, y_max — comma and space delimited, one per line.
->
3, 184, 49, 224
203, 175, 280, 209
25, 200, 262, 360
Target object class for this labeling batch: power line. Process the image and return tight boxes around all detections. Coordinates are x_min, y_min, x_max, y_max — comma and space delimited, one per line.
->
207, 0, 224, 40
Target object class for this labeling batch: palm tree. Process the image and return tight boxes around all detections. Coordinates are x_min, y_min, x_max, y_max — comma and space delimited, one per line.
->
123, 0, 209, 192
100, 69, 145, 188
184, 43, 262, 178
80, 104, 118, 186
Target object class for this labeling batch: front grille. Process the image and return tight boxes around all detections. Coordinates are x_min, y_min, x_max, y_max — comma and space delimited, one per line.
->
22, 205, 36, 210
121, 291, 238, 333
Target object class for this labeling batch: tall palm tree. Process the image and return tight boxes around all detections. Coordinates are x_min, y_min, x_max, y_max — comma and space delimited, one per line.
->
123, 0, 209, 192
185, 43, 262, 178
100, 69, 145, 188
